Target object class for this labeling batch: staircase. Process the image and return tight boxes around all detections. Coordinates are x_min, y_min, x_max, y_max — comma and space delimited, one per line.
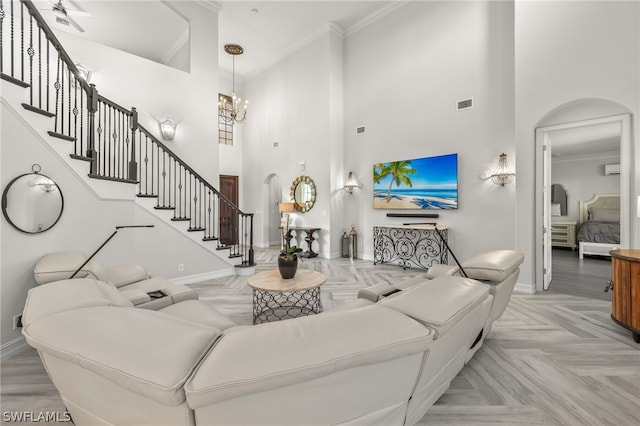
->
1, 0, 255, 272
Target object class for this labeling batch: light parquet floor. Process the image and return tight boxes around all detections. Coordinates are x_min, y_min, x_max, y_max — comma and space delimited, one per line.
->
2, 248, 639, 425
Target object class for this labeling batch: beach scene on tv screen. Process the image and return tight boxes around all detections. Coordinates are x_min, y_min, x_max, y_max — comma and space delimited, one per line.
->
373, 153, 458, 210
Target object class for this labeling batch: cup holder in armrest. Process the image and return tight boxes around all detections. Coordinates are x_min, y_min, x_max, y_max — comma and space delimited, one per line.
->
147, 290, 168, 299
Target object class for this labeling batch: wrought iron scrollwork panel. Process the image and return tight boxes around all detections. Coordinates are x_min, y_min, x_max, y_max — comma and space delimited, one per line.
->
373, 226, 448, 270
252, 288, 322, 324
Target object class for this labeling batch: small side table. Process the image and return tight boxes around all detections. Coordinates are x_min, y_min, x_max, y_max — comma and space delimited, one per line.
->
247, 269, 326, 324
284, 227, 321, 258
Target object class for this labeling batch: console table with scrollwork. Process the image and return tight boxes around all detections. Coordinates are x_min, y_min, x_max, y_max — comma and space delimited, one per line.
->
373, 225, 448, 270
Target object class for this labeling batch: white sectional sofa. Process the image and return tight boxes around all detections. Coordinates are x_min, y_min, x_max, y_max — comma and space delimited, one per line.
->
33, 251, 198, 309
21, 250, 523, 426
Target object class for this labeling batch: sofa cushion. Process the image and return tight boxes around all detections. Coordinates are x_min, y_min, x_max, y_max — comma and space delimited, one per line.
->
22, 279, 133, 327
185, 305, 433, 408
34, 252, 91, 284
160, 300, 235, 330
22, 306, 220, 406
379, 276, 490, 338
461, 250, 524, 283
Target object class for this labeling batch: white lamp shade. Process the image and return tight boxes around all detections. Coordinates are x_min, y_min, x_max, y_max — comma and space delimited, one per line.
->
344, 172, 360, 194
159, 118, 177, 141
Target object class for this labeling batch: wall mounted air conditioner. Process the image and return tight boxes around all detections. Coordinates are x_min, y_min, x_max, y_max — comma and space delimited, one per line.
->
604, 164, 620, 175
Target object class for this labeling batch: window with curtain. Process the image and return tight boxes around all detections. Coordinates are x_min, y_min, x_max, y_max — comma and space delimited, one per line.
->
218, 94, 233, 145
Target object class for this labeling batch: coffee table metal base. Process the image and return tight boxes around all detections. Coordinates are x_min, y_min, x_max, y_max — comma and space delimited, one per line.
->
252, 287, 321, 324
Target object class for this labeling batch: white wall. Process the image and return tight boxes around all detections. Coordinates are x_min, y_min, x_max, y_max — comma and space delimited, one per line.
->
56, 0, 220, 184
343, 1, 516, 262
0, 0, 231, 353
515, 0, 640, 290
552, 155, 621, 222
242, 30, 338, 256
1, 101, 229, 351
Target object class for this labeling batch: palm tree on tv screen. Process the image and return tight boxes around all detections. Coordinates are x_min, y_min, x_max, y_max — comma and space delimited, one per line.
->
374, 161, 416, 201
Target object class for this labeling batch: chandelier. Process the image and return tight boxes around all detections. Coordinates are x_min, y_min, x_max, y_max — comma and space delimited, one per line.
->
219, 44, 248, 124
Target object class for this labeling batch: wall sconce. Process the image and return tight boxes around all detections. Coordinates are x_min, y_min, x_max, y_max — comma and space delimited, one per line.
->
75, 63, 91, 83
490, 153, 515, 186
159, 117, 177, 141
343, 172, 360, 194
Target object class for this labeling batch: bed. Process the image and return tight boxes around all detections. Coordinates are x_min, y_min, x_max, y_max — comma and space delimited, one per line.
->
577, 193, 621, 259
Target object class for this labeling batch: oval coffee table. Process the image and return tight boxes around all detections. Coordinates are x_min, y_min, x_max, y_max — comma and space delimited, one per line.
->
247, 269, 326, 324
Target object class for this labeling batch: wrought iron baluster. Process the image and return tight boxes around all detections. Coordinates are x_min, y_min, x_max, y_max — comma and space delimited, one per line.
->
0, 0, 5, 74
79, 88, 84, 156
53, 57, 60, 131
45, 39, 49, 110
27, 13, 33, 104
129, 108, 137, 181
37, 26, 41, 108
72, 78, 78, 149
19, 0, 23, 80
66, 63, 71, 135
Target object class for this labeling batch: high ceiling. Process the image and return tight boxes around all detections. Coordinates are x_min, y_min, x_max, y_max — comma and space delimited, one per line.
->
33, 0, 399, 79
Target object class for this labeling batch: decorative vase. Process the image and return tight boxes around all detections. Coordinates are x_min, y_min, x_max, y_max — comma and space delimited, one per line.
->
278, 254, 298, 279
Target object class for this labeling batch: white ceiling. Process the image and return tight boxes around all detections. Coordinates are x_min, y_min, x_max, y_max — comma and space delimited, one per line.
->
548, 122, 621, 158
34, 0, 398, 78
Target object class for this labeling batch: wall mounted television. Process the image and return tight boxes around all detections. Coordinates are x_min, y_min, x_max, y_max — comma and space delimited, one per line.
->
373, 153, 458, 210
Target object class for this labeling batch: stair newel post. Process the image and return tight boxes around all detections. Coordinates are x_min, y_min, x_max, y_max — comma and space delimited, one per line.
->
86, 83, 98, 174
129, 107, 138, 181
248, 213, 254, 266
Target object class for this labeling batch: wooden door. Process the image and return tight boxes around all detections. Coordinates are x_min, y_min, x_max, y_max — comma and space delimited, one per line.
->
219, 175, 238, 245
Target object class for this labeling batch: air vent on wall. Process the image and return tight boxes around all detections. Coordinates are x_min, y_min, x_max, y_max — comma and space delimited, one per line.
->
457, 98, 473, 111
356, 126, 366, 135
604, 164, 620, 175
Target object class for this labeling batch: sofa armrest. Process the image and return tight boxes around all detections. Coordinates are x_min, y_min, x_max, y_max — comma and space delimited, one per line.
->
119, 288, 152, 306
461, 250, 524, 283
357, 282, 398, 302
23, 306, 220, 406
425, 264, 460, 279
104, 264, 149, 288
22, 279, 133, 327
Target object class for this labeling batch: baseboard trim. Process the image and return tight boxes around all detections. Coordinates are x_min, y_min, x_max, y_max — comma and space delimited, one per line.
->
514, 281, 535, 294
0, 336, 28, 362
169, 269, 234, 285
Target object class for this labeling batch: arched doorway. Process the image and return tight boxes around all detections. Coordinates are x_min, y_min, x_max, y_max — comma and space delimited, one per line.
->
262, 174, 283, 247
534, 99, 633, 293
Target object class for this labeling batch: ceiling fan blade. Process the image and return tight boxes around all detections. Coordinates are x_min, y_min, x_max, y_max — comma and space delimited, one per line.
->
66, 15, 85, 33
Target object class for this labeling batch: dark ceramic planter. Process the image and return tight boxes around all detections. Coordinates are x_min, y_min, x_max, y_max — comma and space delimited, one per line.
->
278, 255, 298, 279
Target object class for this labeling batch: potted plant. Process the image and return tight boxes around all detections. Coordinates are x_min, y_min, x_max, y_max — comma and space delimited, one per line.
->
278, 244, 302, 279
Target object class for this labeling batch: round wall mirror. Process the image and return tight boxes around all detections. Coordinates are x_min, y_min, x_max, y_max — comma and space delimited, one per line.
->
290, 175, 316, 213
2, 166, 64, 234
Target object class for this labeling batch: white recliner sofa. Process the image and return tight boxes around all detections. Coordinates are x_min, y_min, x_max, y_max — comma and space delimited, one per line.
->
33, 251, 198, 309
21, 250, 523, 426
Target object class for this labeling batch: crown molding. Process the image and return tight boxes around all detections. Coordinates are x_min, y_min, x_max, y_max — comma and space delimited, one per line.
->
162, 29, 189, 65
345, 0, 411, 37
246, 22, 343, 81
198, 0, 221, 14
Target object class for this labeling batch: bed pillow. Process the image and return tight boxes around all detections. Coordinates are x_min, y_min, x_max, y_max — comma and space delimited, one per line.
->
589, 207, 619, 223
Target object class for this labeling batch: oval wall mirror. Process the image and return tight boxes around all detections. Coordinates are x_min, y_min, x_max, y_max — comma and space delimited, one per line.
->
2, 165, 64, 234
290, 175, 316, 213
